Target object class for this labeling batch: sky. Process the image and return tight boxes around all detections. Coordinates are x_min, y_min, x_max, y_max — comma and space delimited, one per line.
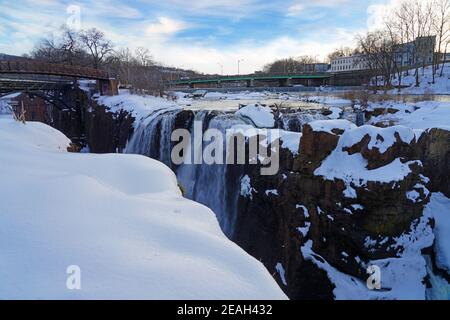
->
0, 0, 400, 74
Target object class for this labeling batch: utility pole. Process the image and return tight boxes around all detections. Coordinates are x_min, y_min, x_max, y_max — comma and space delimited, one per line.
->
238, 59, 244, 75
218, 63, 224, 76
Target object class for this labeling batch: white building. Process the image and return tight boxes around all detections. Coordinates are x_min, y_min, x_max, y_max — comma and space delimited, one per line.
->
330, 55, 368, 72
394, 36, 436, 67
330, 36, 436, 73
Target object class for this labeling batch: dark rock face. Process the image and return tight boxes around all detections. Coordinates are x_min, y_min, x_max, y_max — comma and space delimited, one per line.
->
85, 102, 135, 153
42, 89, 136, 153
415, 129, 450, 197
232, 123, 433, 299
293, 124, 340, 173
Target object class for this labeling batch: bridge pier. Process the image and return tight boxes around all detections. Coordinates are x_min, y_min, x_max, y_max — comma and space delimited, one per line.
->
246, 79, 254, 88
279, 78, 291, 87
97, 79, 119, 96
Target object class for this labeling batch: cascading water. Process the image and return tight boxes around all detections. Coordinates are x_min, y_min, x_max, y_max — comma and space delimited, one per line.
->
126, 109, 181, 170
176, 112, 248, 237
126, 109, 248, 238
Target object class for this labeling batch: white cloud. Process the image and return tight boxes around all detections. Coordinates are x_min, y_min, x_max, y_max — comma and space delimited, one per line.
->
142, 0, 272, 18
146, 17, 188, 36
287, 4, 305, 16
106, 26, 362, 74
366, 0, 402, 31
287, 0, 352, 17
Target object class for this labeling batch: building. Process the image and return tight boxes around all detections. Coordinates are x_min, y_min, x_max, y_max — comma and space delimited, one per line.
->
331, 36, 436, 73
330, 54, 368, 72
394, 36, 436, 67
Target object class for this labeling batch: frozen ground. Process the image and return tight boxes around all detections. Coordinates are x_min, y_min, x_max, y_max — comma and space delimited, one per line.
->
389, 63, 450, 95
367, 101, 450, 135
0, 117, 286, 300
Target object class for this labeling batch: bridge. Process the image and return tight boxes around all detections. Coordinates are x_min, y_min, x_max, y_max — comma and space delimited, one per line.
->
0, 61, 117, 96
166, 72, 332, 89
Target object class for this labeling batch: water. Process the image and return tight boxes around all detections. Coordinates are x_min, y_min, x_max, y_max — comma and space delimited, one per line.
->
126, 109, 249, 237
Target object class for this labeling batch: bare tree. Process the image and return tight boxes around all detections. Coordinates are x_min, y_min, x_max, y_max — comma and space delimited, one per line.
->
326, 47, 355, 63
263, 56, 320, 73
433, 0, 450, 77
79, 28, 114, 69
393, 0, 435, 86
385, 18, 405, 91
135, 47, 154, 67
31, 25, 90, 66
357, 30, 399, 92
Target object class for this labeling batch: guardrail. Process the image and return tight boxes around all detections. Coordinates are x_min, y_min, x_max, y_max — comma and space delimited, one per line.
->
0, 61, 110, 80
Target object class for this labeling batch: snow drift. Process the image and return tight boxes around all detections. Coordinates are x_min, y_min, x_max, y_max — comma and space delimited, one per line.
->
0, 118, 286, 300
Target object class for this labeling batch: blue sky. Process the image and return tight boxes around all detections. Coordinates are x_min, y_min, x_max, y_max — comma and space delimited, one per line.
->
0, 0, 395, 74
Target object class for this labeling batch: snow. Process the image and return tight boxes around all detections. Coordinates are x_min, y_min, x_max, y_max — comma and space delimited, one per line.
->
406, 190, 421, 203
343, 208, 353, 215
308, 119, 357, 134
368, 101, 450, 133
96, 92, 181, 127
203, 91, 269, 100
0, 119, 286, 300
424, 193, 450, 273
301, 95, 351, 105
265, 189, 279, 197
315, 125, 421, 187
338, 125, 415, 153
297, 222, 311, 237
343, 186, 357, 199
301, 210, 435, 300
316, 154, 418, 188
0, 100, 13, 116
351, 204, 364, 211
296, 204, 310, 218
0, 92, 20, 116
230, 125, 301, 155
328, 107, 343, 119
240, 175, 257, 201
275, 263, 287, 286
279, 131, 302, 155
390, 63, 450, 95
235, 104, 275, 128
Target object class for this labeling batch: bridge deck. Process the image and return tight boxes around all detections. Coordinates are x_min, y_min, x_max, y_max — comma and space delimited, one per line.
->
168, 73, 331, 85
0, 61, 110, 80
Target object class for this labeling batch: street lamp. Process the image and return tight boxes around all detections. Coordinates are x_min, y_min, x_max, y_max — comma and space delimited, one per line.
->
237, 59, 244, 75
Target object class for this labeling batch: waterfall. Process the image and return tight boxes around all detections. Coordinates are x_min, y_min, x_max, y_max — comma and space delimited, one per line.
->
126, 109, 247, 238
126, 109, 181, 169
176, 112, 246, 237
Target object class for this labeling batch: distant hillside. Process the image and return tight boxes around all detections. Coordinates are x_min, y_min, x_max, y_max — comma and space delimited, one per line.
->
0, 53, 28, 61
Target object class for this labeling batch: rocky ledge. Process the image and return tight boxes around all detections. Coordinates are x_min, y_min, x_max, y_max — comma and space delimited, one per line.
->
234, 120, 449, 299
